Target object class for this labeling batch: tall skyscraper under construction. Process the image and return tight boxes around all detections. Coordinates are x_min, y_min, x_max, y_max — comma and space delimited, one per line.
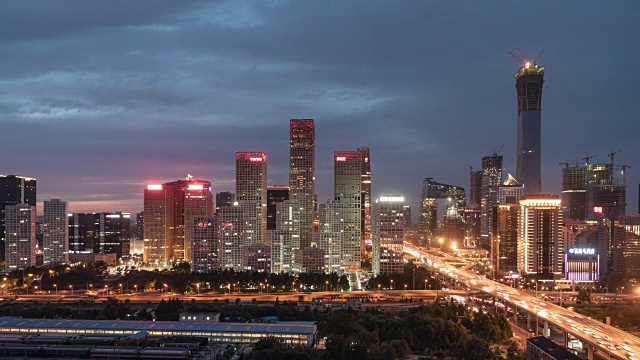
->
510, 49, 544, 194
289, 119, 315, 249
561, 165, 587, 220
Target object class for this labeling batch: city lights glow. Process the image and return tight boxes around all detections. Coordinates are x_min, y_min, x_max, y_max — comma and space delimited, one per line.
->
147, 184, 163, 190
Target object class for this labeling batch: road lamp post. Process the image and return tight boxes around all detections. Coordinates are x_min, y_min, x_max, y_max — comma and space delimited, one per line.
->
425, 279, 428, 290
134, 285, 138, 294
105, 285, 108, 297
89, 284, 93, 293
325, 281, 328, 292
69, 285, 73, 296
34, 286, 38, 294
54, 284, 57, 295
196, 283, 200, 295
390, 279, 394, 290
119, 284, 123, 294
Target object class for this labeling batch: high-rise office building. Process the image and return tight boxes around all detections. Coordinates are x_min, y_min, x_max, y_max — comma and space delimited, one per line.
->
0, 175, 36, 261
217, 203, 245, 270
561, 166, 587, 220
491, 179, 524, 276
270, 200, 301, 273
334, 151, 362, 269
464, 202, 481, 248
135, 212, 144, 240
267, 186, 289, 230
372, 196, 404, 276
289, 119, 315, 248
143, 179, 213, 266
99, 212, 130, 259
315, 202, 343, 273
419, 178, 466, 247
215, 192, 235, 210
43, 199, 69, 266
480, 155, 503, 250
4, 204, 36, 270
515, 61, 544, 194
68, 213, 96, 253
517, 195, 563, 277
190, 216, 219, 273
236, 152, 268, 244
358, 148, 372, 254
470, 170, 483, 205
244, 243, 271, 273
402, 205, 412, 227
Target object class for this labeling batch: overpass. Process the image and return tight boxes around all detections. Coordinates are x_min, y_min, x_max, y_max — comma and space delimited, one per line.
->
405, 242, 640, 360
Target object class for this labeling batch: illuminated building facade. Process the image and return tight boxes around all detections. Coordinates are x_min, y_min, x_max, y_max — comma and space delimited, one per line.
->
294, 247, 325, 274
4, 204, 36, 270
564, 248, 599, 281
143, 180, 213, 266
372, 196, 404, 276
0, 175, 36, 261
358, 148, 372, 254
515, 62, 544, 194
244, 243, 271, 273
267, 185, 289, 230
470, 170, 483, 205
43, 199, 69, 266
464, 202, 481, 248
217, 203, 245, 270
236, 152, 268, 244
68, 213, 96, 253
289, 119, 315, 249
480, 155, 503, 250
573, 223, 608, 278
315, 202, 343, 273
517, 195, 563, 277
270, 200, 301, 273
334, 151, 362, 269
190, 216, 219, 273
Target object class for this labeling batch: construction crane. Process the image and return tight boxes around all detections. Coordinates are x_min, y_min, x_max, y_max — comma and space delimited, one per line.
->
614, 163, 631, 186
508, 46, 546, 67
582, 154, 597, 165
608, 149, 622, 166
493, 145, 504, 157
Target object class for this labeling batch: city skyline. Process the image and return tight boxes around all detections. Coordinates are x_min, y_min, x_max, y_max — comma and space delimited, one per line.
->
1, 1, 638, 216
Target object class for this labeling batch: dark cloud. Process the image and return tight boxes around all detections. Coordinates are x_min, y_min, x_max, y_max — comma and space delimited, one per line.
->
0, 0, 638, 215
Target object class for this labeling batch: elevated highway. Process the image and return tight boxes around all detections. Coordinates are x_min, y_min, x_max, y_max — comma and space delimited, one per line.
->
405, 243, 640, 360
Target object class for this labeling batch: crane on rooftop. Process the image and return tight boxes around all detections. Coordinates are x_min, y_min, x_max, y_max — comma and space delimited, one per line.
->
508, 46, 547, 67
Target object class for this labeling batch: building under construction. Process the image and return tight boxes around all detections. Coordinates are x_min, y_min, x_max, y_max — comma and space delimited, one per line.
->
559, 151, 628, 221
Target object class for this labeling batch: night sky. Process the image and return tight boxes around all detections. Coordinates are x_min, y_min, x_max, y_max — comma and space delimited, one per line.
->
1, 1, 638, 216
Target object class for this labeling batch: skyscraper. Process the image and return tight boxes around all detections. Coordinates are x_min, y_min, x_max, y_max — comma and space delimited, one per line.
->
470, 170, 483, 205
561, 165, 587, 220
270, 200, 301, 273
68, 213, 97, 253
315, 202, 343, 273
289, 119, 315, 248
143, 179, 213, 267
236, 152, 268, 244
4, 204, 36, 270
372, 196, 404, 276
0, 175, 36, 261
266, 185, 289, 230
217, 203, 245, 270
358, 148, 372, 254
334, 151, 362, 269
215, 192, 235, 210
515, 61, 544, 193
190, 216, 219, 273
419, 178, 466, 248
517, 195, 563, 277
480, 154, 503, 250
43, 199, 69, 265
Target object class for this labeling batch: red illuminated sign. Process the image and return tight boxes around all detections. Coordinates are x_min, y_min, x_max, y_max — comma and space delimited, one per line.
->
336, 156, 346, 162
594, 206, 603, 214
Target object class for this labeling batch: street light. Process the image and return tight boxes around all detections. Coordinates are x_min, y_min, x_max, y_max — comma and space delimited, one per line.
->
438, 238, 444, 248
425, 279, 428, 290
54, 284, 57, 295
119, 284, 123, 294
325, 281, 328, 292
134, 284, 138, 293
196, 283, 200, 295
69, 285, 73, 296
390, 279, 394, 290
105, 284, 109, 297
89, 284, 93, 293
163, 284, 168, 296
531, 279, 538, 298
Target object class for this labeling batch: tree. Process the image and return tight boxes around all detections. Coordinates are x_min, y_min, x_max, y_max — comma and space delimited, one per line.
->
577, 288, 591, 303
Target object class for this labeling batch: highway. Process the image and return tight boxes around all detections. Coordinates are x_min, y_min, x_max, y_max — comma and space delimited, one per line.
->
405, 242, 640, 360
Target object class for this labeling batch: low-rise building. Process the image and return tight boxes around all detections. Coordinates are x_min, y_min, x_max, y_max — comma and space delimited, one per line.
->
526, 336, 580, 360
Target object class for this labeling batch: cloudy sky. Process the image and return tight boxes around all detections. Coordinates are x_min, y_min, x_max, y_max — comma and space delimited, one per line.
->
1, 0, 638, 216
